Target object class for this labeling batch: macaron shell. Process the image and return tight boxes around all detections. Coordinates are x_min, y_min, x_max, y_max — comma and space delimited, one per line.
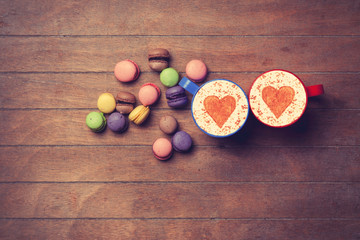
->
148, 48, 170, 72
116, 91, 136, 104
97, 93, 116, 114
186, 59, 207, 82
171, 131, 192, 152
167, 96, 188, 108
129, 105, 150, 125
160, 68, 179, 87
152, 138, 173, 160
116, 104, 134, 114
159, 115, 178, 134
86, 112, 106, 132
138, 83, 161, 106
115, 91, 136, 114
114, 60, 140, 82
108, 112, 128, 132
148, 48, 170, 59
166, 86, 188, 108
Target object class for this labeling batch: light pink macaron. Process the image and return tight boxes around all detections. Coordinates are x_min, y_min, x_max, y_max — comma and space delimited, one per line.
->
185, 59, 207, 83
114, 59, 140, 82
138, 83, 161, 106
152, 138, 173, 161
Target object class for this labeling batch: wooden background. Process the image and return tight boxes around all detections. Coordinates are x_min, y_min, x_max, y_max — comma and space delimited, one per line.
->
0, 0, 359, 239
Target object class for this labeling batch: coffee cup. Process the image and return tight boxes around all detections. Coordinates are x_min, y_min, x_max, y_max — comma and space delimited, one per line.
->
249, 69, 324, 127
179, 77, 249, 137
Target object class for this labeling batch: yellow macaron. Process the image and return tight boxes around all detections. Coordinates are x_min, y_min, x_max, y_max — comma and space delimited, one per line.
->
129, 105, 150, 125
97, 93, 116, 114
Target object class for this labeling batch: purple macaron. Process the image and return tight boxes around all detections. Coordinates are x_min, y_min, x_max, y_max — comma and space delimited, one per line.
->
107, 112, 129, 133
171, 131, 192, 152
166, 85, 188, 108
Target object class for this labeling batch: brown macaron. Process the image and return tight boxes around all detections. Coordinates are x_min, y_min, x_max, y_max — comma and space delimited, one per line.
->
148, 48, 170, 72
159, 115, 178, 135
115, 91, 136, 114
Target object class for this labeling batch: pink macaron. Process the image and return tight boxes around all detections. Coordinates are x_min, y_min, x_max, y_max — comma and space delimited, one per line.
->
138, 83, 161, 106
152, 138, 173, 161
185, 59, 207, 83
114, 59, 140, 82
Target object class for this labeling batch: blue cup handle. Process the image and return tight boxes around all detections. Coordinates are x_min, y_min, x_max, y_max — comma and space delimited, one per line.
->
179, 77, 200, 95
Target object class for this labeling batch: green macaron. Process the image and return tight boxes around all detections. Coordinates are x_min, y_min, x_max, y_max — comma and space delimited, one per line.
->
160, 68, 179, 87
86, 112, 106, 132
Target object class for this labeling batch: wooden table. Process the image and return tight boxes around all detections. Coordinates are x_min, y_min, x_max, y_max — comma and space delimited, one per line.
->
0, 0, 359, 239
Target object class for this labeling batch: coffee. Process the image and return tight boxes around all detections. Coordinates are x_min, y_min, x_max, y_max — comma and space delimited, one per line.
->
249, 70, 307, 127
190, 79, 249, 137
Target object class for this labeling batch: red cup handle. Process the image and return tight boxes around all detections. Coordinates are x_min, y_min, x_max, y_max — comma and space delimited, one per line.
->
306, 84, 324, 97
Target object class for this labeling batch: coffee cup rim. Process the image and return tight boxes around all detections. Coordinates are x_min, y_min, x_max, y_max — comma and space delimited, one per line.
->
249, 69, 308, 128
190, 79, 249, 138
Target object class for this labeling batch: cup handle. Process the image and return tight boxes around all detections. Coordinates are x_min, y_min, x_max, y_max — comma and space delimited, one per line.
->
306, 84, 324, 97
179, 77, 200, 95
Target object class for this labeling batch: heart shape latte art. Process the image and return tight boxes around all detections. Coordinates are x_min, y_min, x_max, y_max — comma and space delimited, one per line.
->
262, 86, 295, 118
204, 95, 236, 128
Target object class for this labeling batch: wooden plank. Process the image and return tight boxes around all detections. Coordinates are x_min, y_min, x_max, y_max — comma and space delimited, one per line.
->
0, 183, 358, 218
0, 109, 358, 146
0, 219, 358, 240
0, 73, 358, 109
0, 146, 358, 182
1, 0, 359, 36
0, 37, 359, 72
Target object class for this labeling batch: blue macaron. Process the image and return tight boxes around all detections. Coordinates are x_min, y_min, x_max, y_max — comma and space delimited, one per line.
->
165, 85, 188, 108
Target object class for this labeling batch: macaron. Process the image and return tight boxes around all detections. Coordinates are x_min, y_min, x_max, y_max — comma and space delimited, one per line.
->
171, 131, 192, 152
159, 115, 178, 135
160, 68, 179, 87
114, 59, 140, 82
129, 105, 150, 125
107, 112, 129, 133
186, 59, 207, 83
152, 138, 173, 161
166, 85, 188, 108
97, 93, 116, 114
148, 48, 170, 72
115, 91, 136, 114
86, 112, 106, 133
138, 83, 161, 106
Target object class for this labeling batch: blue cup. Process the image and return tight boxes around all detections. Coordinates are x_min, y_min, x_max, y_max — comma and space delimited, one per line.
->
179, 77, 249, 138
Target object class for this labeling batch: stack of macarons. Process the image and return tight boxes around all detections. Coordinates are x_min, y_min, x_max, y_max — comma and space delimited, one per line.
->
152, 115, 192, 161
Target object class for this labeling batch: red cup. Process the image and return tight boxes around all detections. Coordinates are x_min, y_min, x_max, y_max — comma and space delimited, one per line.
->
249, 69, 324, 127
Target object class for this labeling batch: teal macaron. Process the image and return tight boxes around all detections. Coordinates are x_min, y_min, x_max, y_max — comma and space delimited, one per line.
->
160, 68, 179, 87
86, 112, 106, 132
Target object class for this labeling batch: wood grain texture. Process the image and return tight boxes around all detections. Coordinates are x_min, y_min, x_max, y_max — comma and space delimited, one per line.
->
0, 146, 358, 182
0, 183, 358, 218
0, 219, 359, 240
1, 0, 359, 36
1, 0, 359, 238
0, 37, 359, 72
0, 109, 358, 146
0, 73, 358, 109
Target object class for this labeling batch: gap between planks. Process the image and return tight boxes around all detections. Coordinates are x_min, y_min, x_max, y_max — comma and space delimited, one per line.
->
0, 181, 358, 184
0, 217, 358, 221
1, 35, 360, 38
